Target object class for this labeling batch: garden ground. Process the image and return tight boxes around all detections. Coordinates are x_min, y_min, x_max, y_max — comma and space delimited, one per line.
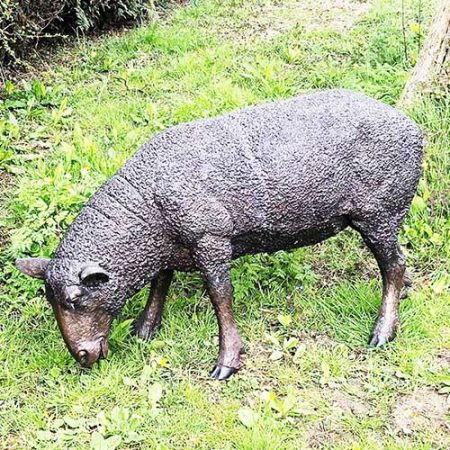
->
0, 0, 449, 448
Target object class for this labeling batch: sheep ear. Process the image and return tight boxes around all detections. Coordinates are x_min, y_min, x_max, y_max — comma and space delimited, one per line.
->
15, 258, 49, 279
80, 264, 110, 286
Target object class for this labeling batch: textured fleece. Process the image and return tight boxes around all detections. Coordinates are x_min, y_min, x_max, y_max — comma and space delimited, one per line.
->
48, 89, 423, 314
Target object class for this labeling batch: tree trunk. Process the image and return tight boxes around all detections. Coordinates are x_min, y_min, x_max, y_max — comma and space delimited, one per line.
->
400, 1, 450, 105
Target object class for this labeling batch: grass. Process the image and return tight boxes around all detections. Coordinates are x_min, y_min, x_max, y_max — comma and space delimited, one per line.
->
0, 0, 449, 448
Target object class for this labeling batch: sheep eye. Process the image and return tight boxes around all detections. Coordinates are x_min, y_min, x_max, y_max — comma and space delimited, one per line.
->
65, 295, 87, 311
66, 300, 76, 310
63, 286, 86, 310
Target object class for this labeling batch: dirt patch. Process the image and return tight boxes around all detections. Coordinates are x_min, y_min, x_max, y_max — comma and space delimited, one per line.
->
435, 349, 450, 370
306, 421, 353, 449
0, 169, 14, 191
0, 169, 14, 251
302, 381, 372, 446
262, 0, 370, 35
296, 331, 336, 348
329, 389, 370, 416
392, 388, 449, 436
225, 0, 370, 43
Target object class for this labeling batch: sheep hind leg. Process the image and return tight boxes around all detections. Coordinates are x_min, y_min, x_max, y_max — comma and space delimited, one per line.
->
352, 218, 407, 346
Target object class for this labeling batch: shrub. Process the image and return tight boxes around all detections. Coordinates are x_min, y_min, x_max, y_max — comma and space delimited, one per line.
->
0, 1, 168, 65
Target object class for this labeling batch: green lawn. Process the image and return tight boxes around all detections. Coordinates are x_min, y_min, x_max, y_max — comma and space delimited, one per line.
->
0, 0, 449, 448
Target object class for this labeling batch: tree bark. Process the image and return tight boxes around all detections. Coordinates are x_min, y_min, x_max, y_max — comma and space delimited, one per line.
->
400, 1, 450, 105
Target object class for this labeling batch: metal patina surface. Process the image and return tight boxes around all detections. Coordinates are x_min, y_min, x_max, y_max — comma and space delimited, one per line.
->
16, 89, 424, 380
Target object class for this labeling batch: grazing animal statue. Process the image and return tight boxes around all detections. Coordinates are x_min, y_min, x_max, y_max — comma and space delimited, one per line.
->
16, 89, 423, 380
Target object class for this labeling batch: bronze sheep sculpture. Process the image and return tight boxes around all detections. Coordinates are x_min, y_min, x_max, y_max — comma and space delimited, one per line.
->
17, 89, 423, 380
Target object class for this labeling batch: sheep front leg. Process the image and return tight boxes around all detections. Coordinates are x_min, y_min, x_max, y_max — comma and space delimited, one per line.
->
133, 270, 173, 341
194, 235, 244, 381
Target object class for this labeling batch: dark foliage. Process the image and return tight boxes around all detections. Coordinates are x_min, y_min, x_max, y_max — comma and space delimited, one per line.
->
0, 1, 170, 64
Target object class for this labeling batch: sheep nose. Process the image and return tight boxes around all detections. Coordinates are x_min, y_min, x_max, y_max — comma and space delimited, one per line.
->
77, 349, 91, 367
76, 337, 108, 367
